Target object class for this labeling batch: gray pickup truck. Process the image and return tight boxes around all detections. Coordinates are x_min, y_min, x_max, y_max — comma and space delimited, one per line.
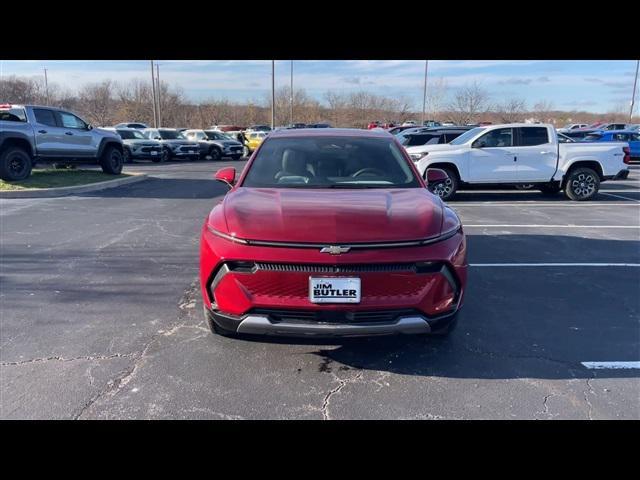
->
0, 104, 124, 181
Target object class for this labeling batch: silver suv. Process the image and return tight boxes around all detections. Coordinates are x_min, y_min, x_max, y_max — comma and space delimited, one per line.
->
141, 128, 200, 162
183, 129, 244, 160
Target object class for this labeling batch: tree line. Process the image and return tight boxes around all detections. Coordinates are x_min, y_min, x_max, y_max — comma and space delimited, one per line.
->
1, 75, 636, 129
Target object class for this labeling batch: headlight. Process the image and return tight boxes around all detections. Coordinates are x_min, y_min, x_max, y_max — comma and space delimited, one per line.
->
441, 206, 462, 236
410, 152, 427, 161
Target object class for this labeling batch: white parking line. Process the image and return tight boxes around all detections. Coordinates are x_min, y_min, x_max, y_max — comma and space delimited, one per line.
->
581, 362, 640, 369
599, 192, 640, 202
470, 263, 640, 267
464, 225, 640, 229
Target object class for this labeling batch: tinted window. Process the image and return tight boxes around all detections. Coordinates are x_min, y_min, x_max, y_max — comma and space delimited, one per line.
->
518, 127, 549, 146
403, 134, 439, 146
612, 133, 629, 141
33, 108, 58, 127
0, 107, 27, 122
242, 136, 420, 189
58, 112, 86, 129
473, 128, 513, 148
584, 134, 603, 141
631, 134, 640, 141
443, 132, 463, 143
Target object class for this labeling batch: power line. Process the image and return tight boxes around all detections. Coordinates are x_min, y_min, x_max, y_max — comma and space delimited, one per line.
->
630, 59, 639, 122
150, 60, 158, 128
43, 67, 49, 106
290, 60, 294, 125
271, 60, 275, 129
421, 60, 428, 125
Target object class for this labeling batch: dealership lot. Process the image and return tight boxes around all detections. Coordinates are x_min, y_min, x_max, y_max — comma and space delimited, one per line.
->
1, 160, 638, 419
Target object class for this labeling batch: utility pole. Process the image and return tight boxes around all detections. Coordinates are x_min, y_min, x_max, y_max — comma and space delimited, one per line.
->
271, 60, 275, 129
290, 60, 293, 126
421, 60, 429, 126
630, 59, 639, 123
156, 64, 162, 127
43, 67, 49, 105
150, 60, 158, 128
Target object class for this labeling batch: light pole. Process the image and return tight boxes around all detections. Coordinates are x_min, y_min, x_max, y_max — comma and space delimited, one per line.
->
630, 60, 639, 123
421, 60, 429, 126
290, 60, 293, 126
150, 60, 158, 128
43, 67, 49, 105
271, 60, 275, 129
156, 63, 162, 127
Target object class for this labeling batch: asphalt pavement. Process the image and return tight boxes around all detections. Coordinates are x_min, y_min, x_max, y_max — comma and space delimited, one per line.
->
1, 159, 638, 419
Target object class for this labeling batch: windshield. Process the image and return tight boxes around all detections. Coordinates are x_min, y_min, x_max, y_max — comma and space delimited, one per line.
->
158, 129, 184, 140
117, 129, 146, 140
205, 131, 229, 140
449, 127, 486, 145
241, 136, 421, 189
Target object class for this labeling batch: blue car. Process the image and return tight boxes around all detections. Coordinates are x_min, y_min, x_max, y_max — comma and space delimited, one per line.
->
584, 129, 640, 162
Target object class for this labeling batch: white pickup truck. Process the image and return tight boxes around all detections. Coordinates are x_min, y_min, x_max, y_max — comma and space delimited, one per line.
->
407, 123, 631, 201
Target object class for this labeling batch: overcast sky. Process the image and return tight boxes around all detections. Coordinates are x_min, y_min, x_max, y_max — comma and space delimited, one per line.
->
1, 60, 637, 113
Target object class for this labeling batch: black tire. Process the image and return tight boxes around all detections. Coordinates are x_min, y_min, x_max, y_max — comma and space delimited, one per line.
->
209, 147, 222, 161
427, 167, 458, 201
161, 148, 171, 163
100, 145, 124, 175
0, 147, 32, 181
123, 147, 132, 164
564, 167, 600, 201
203, 307, 237, 338
539, 183, 561, 195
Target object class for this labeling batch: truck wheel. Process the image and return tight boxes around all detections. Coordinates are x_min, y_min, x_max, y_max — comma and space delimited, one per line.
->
161, 148, 171, 163
427, 167, 458, 201
564, 167, 599, 201
123, 148, 132, 164
0, 147, 32, 181
539, 183, 561, 195
209, 147, 221, 161
100, 145, 123, 175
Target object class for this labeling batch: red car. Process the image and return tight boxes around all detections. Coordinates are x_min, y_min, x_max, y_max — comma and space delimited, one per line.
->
199, 128, 467, 337
367, 121, 380, 129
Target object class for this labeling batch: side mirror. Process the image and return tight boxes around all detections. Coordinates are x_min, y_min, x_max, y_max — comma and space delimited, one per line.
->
86, 124, 93, 130
426, 168, 449, 186
215, 167, 236, 187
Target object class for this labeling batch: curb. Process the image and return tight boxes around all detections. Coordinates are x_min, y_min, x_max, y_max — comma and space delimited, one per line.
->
0, 173, 149, 199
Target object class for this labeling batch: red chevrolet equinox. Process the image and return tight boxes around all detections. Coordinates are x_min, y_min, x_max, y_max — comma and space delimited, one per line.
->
199, 128, 467, 337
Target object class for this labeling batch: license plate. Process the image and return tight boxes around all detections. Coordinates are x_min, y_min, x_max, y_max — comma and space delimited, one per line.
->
150, 151, 157, 155
309, 277, 361, 304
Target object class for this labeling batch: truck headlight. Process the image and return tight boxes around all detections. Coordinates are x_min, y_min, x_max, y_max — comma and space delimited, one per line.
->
410, 152, 427, 161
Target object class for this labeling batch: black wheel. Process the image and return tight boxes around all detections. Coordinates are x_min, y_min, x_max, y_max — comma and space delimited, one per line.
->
242, 146, 250, 157
203, 307, 237, 338
539, 183, 561, 195
0, 147, 32, 181
100, 145, 123, 175
123, 148, 132, 164
564, 167, 600, 201
161, 148, 171, 163
427, 167, 458, 201
209, 147, 222, 161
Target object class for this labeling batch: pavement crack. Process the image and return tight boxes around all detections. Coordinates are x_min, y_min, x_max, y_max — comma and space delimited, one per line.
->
0, 353, 135, 367
321, 371, 363, 420
583, 377, 596, 420
71, 279, 200, 419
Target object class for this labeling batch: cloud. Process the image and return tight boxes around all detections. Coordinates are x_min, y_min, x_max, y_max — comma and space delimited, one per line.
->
537, 76, 550, 83
342, 76, 361, 85
499, 78, 532, 85
564, 100, 598, 107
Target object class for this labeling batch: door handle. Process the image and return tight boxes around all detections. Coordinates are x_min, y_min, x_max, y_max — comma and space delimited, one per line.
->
65, 132, 74, 136
38, 130, 47, 134
540, 150, 553, 154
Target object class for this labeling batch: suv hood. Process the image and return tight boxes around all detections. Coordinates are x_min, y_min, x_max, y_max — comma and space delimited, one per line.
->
221, 188, 443, 243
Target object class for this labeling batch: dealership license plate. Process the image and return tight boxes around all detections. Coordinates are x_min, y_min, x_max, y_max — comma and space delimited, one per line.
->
150, 151, 157, 155
309, 277, 361, 304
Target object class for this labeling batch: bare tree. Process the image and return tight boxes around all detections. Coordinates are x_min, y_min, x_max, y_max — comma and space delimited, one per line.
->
446, 81, 490, 125
494, 97, 527, 123
77, 80, 116, 126
532, 100, 554, 123
425, 77, 448, 119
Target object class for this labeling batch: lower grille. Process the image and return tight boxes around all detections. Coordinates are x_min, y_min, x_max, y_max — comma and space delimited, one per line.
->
251, 308, 418, 324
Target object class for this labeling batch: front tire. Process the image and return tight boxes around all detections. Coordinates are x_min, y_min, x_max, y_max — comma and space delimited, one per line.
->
209, 147, 222, 161
123, 148, 132, 164
100, 146, 123, 175
564, 167, 600, 201
0, 147, 32, 181
161, 148, 171, 163
427, 167, 458, 201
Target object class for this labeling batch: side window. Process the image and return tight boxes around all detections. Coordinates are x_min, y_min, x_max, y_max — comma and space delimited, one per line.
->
472, 128, 513, 148
517, 127, 549, 146
33, 108, 58, 127
631, 134, 640, 142
613, 133, 629, 141
58, 112, 87, 129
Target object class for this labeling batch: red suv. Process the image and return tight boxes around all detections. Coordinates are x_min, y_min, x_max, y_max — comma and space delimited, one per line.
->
200, 128, 467, 338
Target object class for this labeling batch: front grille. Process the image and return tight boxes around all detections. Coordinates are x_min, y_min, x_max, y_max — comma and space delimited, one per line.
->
251, 308, 419, 324
253, 262, 418, 273
141, 147, 160, 153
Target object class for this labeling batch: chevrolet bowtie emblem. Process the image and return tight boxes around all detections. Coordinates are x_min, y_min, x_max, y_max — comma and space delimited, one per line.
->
320, 245, 351, 255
